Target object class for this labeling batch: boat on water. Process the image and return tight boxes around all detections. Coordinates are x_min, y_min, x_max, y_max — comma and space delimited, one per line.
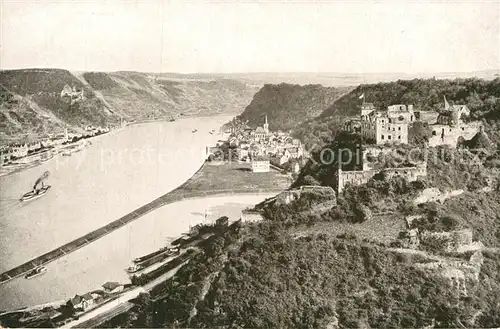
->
61, 141, 88, 156
21, 185, 51, 202
125, 264, 145, 274
192, 129, 198, 133
21, 171, 51, 202
25, 266, 47, 279
126, 248, 179, 274
133, 247, 170, 264
40, 151, 53, 163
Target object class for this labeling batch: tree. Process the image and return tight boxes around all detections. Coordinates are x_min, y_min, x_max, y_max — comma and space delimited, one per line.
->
303, 175, 320, 186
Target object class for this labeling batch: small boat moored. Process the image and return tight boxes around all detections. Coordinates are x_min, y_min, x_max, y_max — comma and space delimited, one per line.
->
25, 266, 47, 279
125, 264, 144, 274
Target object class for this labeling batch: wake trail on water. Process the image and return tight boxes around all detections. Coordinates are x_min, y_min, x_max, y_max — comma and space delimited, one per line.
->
0, 199, 23, 215
0, 197, 22, 201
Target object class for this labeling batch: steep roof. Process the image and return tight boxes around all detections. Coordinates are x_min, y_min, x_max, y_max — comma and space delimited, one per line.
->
253, 155, 270, 162
70, 295, 83, 306
82, 293, 94, 301
467, 130, 493, 150
102, 281, 121, 290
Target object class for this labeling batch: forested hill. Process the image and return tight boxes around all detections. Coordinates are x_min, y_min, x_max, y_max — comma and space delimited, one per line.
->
236, 83, 351, 131
95, 77, 500, 329
0, 69, 258, 145
294, 78, 500, 148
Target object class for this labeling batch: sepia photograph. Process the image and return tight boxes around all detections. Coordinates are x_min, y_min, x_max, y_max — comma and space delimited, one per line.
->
0, 0, 499, 327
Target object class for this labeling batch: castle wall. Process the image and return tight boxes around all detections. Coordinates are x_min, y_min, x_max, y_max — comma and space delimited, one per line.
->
362, 146, 394, 170
428, 122, 480, 147
382, 163, 427, 182
276, 190, 301, 205
337, 169, 377, 193
241, 210, 264, 222
376, 121, 408, 144
415, 111, 439, 124
337, 163, 427, 193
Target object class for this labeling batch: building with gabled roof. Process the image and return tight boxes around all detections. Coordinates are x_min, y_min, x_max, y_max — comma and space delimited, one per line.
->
70, 293, 95, 311
429, 97, 479, 147
102, 281, 124, 293
251, 155, 270, 173
252, 114, 270, 140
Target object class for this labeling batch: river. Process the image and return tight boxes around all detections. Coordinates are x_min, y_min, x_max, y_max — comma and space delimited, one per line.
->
0, 116, 274, 310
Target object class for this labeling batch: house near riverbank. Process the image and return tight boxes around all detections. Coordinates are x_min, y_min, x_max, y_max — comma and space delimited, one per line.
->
251, 156, 270, 173
12, 144, 28, 158
0, 147, 13, 165
70, 293, 95, 311
102, 281, 124, 294
220, 114, 306, 168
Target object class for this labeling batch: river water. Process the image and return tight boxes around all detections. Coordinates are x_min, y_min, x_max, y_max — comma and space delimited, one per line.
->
0, 116, 275, 310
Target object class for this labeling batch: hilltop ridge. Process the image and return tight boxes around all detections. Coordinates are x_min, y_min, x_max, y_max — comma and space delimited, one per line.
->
0, 69, 258, 145
236, 83, 351, 132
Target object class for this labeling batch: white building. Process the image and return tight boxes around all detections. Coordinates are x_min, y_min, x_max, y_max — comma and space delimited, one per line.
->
12, 144, 28, 158
251, 156, 270, 173
360, 103, 412, 145
70, 293, 95, 311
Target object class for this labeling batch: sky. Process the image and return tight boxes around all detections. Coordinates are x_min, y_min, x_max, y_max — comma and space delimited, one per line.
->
0, 0, 499, 74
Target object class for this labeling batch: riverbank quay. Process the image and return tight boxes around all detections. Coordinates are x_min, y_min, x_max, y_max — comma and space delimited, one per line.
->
0, 133, 104, 178
0, 222, 234, 327
0, 160, 290, 285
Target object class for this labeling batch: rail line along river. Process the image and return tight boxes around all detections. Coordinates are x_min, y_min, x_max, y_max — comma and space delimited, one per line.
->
0, 116, 275, 310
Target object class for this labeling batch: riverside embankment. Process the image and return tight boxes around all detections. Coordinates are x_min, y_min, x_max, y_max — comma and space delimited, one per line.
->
0, 159, 291, 284
0, 116, 229, 308
0, 117, 291, 310
0, 186, 282, 284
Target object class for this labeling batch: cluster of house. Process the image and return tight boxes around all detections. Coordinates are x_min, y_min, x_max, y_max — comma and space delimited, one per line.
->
0, 126, 110, 166
337, 96, 481, 193
215, 115, 306, 173
15, 281, 127, 326
68, 281, 124, 313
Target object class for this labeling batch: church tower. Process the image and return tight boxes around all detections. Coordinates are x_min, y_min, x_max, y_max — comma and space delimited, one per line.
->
263, 114, 269, 134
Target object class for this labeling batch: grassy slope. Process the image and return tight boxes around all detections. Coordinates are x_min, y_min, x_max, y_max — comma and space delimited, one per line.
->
236, 83, 352, 132
83, 72, 258, 119
0, 69, 258, 145
0, 69, 116, 143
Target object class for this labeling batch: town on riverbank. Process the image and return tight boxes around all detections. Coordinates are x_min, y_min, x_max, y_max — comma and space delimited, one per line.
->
0, 125, 117, 177
0, 117, 306, 326
210, 115, 308, 175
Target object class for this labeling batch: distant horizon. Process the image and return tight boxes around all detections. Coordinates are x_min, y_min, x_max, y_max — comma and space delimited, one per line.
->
1, 67, 499, 76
